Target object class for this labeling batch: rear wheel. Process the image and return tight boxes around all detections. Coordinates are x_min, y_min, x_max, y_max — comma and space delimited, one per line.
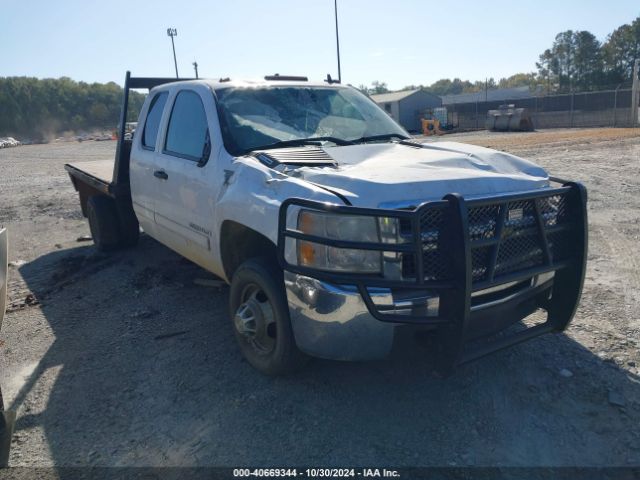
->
229, 258, 308, 375
86, 195, 120, 251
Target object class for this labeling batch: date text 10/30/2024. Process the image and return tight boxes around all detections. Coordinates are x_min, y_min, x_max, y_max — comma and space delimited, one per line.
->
233, 468, 401, 478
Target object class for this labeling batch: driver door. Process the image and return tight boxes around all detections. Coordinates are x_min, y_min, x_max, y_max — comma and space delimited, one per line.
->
152, 87, 216, 269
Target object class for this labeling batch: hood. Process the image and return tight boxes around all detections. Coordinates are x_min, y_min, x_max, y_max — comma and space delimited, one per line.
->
295, 141, 549, 208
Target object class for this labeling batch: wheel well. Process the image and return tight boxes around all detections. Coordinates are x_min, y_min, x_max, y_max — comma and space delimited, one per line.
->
220, 221, 277, 280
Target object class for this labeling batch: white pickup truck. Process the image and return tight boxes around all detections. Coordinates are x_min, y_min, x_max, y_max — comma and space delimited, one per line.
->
66, 72, 587, 376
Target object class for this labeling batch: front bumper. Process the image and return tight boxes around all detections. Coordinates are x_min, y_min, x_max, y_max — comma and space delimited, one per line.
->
285, 271, 556, 362
285, 271, 396, 360
278, 182, 587, 374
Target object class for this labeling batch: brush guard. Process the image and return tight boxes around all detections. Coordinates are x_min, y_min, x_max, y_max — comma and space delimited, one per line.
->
278, 182, 587, 374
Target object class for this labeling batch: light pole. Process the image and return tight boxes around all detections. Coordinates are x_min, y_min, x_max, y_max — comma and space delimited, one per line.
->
334, 0, 341, 83
167, 28, 179, 78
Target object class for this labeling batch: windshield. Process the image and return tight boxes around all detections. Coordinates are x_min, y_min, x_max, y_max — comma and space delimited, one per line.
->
214, 86, 408, 155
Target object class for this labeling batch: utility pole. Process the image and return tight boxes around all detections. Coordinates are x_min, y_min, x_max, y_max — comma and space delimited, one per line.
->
192, 61, 199, 79
167, 28, 179, 78
334, 0, 341, 83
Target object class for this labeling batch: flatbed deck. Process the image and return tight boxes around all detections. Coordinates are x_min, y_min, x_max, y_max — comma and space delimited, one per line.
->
65, 159, 115, 194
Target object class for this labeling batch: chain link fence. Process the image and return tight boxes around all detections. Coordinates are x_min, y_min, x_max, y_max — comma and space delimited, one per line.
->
446, 88, 637, 130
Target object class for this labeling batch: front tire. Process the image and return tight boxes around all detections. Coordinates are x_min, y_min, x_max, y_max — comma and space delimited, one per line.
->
229, 258, 307, 375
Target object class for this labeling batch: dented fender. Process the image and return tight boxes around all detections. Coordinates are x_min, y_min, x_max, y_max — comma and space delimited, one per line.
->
214, 156, 344, 250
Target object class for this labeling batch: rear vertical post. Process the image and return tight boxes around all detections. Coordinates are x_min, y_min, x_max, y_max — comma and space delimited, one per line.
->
112, 71, 131, 189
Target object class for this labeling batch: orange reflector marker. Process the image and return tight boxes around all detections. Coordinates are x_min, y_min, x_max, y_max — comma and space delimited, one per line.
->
299, 241, 315, 266
299, 211, 315, 233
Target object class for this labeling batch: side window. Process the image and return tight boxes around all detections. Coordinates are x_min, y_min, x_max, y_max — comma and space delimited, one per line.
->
164, 90, 210, 163
142, 92, 168, 149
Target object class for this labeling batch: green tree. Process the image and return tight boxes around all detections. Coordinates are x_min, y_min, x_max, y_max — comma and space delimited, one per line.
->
537, 30, 597, 92
370, 81, 389, 94
602, 16, 640, 84
498, 73, 539, 90
424, 78, 473, 96
0, 76, 146, 139
89, 103, 110, 126
356, 81, 390, 95
573, 31, 603, 90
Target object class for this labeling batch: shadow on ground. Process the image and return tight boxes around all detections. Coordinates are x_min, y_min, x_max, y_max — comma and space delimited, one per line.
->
10, 235, 640, 468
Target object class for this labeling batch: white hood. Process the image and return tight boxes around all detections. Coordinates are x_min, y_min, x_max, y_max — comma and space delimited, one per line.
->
296, 141, 549, 208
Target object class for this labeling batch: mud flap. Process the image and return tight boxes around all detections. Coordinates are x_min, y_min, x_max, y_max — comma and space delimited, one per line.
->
0, 227, 14, 467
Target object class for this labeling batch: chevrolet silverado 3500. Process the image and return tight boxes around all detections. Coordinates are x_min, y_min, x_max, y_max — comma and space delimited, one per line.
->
65, 73, 587, 375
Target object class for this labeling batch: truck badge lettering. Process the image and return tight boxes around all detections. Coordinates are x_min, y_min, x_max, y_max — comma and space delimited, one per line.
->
189, 223, 211, 236
508, 208, 523, 221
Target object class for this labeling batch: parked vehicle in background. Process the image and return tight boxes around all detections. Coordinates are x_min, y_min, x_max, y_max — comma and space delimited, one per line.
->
0, 137, 21, 149
122, 122, 137, 141
64, 72, 588, 376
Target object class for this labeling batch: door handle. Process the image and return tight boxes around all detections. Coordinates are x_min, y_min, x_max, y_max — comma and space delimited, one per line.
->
154, 170, 168, 180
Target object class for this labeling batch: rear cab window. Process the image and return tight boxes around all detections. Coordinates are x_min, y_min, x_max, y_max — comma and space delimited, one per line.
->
142, 92, 169, 150
163, 90, 210, 164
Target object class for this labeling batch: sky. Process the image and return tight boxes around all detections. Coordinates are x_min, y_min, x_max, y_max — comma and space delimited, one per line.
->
1, 0, 639, 90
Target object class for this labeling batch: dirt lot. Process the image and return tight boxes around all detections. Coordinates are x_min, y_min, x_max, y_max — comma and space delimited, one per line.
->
0, 128, 639, 467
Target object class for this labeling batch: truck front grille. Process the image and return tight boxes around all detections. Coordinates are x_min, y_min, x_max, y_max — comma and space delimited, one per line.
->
401, 193, 572, 285
400, 207, 450, 281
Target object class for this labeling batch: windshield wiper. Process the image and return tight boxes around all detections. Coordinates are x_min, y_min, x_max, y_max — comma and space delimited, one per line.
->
251, 136, 354, 153
351, 133, 409, 144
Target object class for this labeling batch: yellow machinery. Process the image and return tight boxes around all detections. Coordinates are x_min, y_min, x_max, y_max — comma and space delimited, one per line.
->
422, 118, 444, 136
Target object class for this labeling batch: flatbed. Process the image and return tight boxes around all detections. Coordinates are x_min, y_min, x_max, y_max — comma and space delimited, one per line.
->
65, 159, 115, 194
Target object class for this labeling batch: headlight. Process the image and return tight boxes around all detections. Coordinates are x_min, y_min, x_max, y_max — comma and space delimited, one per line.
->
297, 210, 381, 273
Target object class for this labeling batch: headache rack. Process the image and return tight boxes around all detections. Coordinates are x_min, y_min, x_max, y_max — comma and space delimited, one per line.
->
278, 181, 587, 373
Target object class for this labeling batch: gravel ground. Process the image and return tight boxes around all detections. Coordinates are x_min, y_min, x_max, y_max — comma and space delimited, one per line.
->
0, 129, 639, 467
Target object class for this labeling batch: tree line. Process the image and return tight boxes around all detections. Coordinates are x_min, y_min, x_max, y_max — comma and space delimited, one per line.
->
0, 77, 145, 140
360, 15, 640, 96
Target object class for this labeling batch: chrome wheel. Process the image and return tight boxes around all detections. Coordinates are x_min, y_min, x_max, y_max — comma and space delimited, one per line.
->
233, 283, 276, 355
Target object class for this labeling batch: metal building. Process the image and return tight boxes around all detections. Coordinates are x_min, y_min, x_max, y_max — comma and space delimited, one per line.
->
370, 89, 442, 132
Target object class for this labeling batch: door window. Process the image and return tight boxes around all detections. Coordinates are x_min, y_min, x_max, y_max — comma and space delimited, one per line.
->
142, 92, 168, 150
164, 90, 210, 164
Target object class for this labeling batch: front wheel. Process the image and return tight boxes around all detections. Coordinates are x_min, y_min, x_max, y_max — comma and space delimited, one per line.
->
229, 258, 308, 375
